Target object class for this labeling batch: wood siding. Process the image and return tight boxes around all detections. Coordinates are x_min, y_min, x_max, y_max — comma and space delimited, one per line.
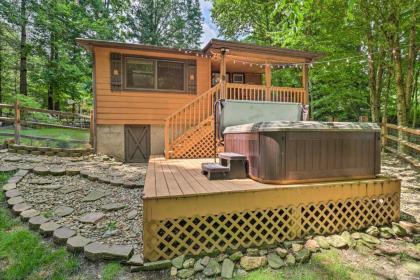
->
94, 46, 211, 125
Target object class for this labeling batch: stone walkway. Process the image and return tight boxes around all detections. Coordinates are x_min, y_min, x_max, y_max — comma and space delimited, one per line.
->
0, 150, 146, 259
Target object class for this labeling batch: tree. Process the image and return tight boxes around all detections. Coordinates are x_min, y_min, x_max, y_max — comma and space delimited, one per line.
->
19, 0, 27, 96
128, 0, 203, 48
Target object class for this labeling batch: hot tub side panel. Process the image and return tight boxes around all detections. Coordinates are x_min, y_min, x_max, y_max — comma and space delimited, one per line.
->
283, 131, 380, 183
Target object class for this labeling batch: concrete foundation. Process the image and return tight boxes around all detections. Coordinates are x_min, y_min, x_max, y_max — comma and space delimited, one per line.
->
96, 125, 125, 161
96, 124, 164, 161
151, 125, 165, 155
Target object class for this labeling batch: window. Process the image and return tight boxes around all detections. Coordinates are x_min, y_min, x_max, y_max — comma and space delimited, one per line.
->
126, 58, 155, 89
157, 61, 184, 90
125, 57, 186, 91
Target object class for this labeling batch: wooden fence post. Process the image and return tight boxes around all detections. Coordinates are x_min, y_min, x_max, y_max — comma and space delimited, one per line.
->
381, 116, 387, 149
14, 99, 21, 145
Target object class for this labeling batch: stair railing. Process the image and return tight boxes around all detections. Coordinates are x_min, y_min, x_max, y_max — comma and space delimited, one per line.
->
165, 83, 222, 158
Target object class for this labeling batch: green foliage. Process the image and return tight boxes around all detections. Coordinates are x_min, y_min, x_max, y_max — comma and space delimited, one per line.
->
102, 262, 123, 280
0, 172, 80, 280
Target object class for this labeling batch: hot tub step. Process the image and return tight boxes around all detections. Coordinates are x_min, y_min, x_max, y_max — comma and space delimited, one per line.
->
201, 163, 230, 180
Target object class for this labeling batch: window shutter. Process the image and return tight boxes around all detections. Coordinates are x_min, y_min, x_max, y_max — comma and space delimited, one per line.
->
186, 60, 197, 94
110, 53, 122, 91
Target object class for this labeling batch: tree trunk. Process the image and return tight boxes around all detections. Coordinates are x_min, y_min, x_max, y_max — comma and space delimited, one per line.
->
47, 34, 55, 110
19, 0, 27, 96
412, 68, 419, 128
0, 24, 3, 114
404, 2, 416, 112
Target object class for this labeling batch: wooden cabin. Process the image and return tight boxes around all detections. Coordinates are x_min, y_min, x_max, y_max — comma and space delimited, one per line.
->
77, 38, 321, 162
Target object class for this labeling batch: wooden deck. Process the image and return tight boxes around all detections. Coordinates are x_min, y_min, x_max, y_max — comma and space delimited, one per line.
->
143, 156, 401, 261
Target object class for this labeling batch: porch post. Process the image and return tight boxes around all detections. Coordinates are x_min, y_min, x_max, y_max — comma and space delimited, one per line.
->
302, 63, 309, 105
220, 48, 228, 98
265, 63, 271, 101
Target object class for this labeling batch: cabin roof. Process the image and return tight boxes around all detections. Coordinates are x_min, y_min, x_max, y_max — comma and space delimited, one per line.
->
77, 38, 322, 61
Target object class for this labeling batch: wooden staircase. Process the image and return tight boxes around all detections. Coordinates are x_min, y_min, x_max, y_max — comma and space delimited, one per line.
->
164, 83, 306, 159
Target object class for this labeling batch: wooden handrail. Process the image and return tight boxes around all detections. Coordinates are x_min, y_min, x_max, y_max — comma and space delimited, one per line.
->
386, 123, 420, 136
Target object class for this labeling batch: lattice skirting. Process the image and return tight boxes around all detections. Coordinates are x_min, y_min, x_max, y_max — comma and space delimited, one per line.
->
143, 180, 400, 261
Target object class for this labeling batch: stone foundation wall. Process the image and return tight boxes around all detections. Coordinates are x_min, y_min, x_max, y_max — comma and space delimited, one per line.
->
96, 125, 125, 161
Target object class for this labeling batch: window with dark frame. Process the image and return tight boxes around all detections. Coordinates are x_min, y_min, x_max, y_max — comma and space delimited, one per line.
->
125, 57, 186, 91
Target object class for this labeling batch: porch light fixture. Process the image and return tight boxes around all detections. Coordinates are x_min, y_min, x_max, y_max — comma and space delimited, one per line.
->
220, 47, 229, 54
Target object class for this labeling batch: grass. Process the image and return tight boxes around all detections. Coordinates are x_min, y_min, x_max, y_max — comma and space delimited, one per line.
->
0, 127, 89, 148
235, 250, 377, 280
102, 262, 123, 280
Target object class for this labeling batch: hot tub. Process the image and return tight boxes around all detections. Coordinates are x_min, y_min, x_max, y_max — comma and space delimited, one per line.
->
223, 121, 381, 184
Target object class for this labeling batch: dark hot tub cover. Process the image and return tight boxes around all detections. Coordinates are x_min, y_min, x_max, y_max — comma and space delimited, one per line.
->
223, 121, 380, 134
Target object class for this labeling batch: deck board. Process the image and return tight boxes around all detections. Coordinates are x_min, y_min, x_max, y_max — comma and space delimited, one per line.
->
144, 156, 292, 199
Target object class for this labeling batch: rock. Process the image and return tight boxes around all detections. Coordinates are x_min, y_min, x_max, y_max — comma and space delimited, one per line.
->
98, 176, 111, 183
123, 181, 143, 188
33, 166, 49, 175
295, 248, 311, 263
7, 196, 24, 206
5, 189, 21, 198
221, 258, 235, 278
110, 179, 123, 186
375, 243, 401, 256
2, 183, 16, 191
177, 268, 194, 279
304, 239, 320, 252
12, 203, 31, 214
285, 254, 296, 265
127, 254, 143, 266
246, 248, 259, 256
234, 268, 247, 278
102, 229, 119, 238
87, 173, 99, 181
267, 253, 284, 269
402, 261, 420, 275
399, 221, 418, 235
170, 267, 177, 277
20, 209, 40, 221
28, 215, 49, 230
239, 256, 267, 271
54, 206, 74, 217
360, 233, 380, 244
380, 227, 394, 239
78, 212, 105, 224
4, 156, 21, 162
216, 253, 228, 262
193, 260, 205, 272
341, 231, 356, 248
413, 234, 420, 244
200, 256, 210, 266
60, 186, 79, 194
39, 221, 61, 236
65, 167, 80, 176
101, 203, 126, 212
38, 184, 62, 190
292, 243, 303, 253
53, 227, 76, 245
275, 247, 288, 257
203, 259, 221, 276
139, 260, 172, 271
355, 240, 373, 255
103, 245, 134, 260
392, 222, 407, 237
28, 178, 52, 185
327, 235, 347, 248
66, 235, 91, 253
0, 166, 18, 172
50, 168, 66, 176
84, 242, 108, 261
314, 236, 330, 249
366, 226, 380, 237
259, 249, 268, 256
172, 255, 185, 269
229, 251, 243, 261
183, 258, 195, 268
82, 190, 109, 202
127, 210, 138, 220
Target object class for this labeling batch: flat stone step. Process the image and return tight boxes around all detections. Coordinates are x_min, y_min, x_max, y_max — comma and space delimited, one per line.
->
78, 212, 105, 224
54, 206, 75, 217
2, 183, 16, 191
20, 209, 40, 221
67, 235, 92, 253
201, 163, 230, 172
7, 196, 24, 207
101, 203, 126, 212
5, 189, 21, 198
12, 203, 32, 214
33, 166, 50, 175
53, 227, 76, 245
84, 242, 108, 261
39, 221, 61, 236
50, 168, 66, 176
65, 167, 81, 176
29, 215, 50, 230
103, 244, 134, 261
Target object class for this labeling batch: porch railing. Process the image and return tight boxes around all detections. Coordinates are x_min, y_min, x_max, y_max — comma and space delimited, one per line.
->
164, 82, 307, 158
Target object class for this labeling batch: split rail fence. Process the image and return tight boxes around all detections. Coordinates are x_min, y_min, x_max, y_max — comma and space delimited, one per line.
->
382, 122, 420, 168
0, 101, 92, 148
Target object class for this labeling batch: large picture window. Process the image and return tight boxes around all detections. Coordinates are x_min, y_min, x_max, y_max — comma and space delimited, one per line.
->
125, 57, 185, 91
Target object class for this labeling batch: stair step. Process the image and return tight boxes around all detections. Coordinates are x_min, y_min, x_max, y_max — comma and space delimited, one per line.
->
201, 163, 230, 172
218, 152, 247, 160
